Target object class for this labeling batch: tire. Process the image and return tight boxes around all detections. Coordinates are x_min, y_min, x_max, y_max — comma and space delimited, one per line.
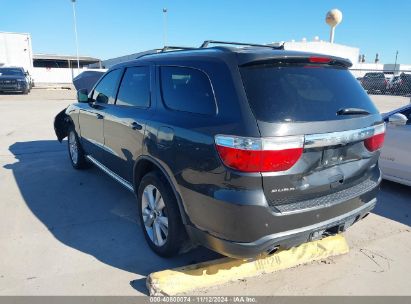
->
23, 89, 29, 95
138, 171, 186, 257
67, 127, 89, 169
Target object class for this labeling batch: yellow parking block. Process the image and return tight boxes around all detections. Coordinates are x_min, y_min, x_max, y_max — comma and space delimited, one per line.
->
147, 234, 349, 296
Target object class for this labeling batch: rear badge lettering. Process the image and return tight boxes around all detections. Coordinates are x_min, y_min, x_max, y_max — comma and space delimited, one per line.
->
271, 187, 296, 193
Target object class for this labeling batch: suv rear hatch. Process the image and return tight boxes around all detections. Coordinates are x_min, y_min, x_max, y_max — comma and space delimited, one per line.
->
237, 55, 383, 212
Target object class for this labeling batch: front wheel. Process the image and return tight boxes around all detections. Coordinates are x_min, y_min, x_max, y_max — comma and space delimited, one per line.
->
138, 171, 186, 257
67, 127, 89, 169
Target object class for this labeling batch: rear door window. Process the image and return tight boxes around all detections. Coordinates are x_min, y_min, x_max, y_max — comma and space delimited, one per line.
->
160, 66, 216, 115
241, 65, 379, 122
116, 66, 150, 108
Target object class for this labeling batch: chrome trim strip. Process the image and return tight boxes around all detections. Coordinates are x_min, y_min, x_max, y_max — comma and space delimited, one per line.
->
215, 124, 385, 150
304, 123, 385, 148
100, 145, 120, 157
82, 137, 119, 157
254, 198, 377, 244
86, 155, 134, 192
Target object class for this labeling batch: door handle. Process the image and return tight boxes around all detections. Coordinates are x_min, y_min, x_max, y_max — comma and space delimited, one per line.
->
96, 113, 104, 119
130, 121, 143, 130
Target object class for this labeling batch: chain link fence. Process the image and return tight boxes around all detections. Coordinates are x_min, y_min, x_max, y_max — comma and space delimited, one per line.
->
350, 69, 411, 97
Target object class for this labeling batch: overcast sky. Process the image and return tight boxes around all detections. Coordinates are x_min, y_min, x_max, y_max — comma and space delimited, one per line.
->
1, 0, 410, 63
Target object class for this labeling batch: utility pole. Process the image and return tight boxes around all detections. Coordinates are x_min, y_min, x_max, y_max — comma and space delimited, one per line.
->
393, 50, 399, 75
163, 8, 168, 47
71, 0, 80, 76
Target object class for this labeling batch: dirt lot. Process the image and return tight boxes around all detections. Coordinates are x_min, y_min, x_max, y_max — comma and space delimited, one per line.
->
0, 89, 410, 295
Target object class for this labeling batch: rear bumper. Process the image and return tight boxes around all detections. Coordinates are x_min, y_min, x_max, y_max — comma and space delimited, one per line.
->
187, 197, 376, 259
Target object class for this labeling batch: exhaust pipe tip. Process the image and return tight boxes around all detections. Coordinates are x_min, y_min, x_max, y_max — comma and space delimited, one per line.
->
266, 245, 280, 256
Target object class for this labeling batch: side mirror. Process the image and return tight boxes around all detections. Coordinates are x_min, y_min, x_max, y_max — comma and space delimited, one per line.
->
388, 113, 408, 126
77, 88, 89, 103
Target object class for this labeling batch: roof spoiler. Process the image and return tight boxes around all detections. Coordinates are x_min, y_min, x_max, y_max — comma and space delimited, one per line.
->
240, 55, 352, 68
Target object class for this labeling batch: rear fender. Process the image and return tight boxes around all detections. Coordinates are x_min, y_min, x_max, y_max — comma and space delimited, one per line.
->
54, 108, 71, 142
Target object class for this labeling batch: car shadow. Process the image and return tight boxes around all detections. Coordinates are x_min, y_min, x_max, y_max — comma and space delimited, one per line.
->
4, 140, 220, 294
6, 140, 409, 294
374, 180, 411, 226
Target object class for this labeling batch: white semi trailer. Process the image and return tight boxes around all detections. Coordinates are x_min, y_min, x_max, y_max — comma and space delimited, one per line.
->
0, 31, 33, 73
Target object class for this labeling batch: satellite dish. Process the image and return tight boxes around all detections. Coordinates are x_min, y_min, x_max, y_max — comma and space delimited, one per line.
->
326, 9, 343, 43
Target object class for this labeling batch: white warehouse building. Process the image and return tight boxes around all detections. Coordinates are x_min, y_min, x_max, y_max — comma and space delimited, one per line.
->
0, 31, 101, 84
0, 31, 33, 72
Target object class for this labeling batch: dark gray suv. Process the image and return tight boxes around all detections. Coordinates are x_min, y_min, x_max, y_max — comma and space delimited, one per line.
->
0, 67, 31, 94
54, 41, 385, 258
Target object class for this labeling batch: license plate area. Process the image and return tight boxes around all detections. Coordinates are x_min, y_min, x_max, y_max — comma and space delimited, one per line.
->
310, 217, 357, 241
321, 145, 358, 167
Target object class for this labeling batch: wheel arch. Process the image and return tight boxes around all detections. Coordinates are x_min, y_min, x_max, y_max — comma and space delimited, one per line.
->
54, 108, 74, 142
133, 156, 190, 225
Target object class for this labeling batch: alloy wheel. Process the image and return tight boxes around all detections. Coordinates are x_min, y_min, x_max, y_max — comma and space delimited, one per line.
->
68, 131, 78, 165
141, 184, 169, 247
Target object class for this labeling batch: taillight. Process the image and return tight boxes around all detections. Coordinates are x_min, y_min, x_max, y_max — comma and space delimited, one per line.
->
216, 124, 385, 172
215, 135, 304, 173
309, 56, 331, 64
364, 124, 386, 152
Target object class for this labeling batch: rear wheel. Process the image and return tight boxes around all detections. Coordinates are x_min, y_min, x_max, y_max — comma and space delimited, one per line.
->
68, 127, 89, 169
138, 171, 186, 257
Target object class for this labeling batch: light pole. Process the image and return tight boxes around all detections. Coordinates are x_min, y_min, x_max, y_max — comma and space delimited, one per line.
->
71, 0, 80, 75
163, 8, 168, 47
393, 50, 399, 75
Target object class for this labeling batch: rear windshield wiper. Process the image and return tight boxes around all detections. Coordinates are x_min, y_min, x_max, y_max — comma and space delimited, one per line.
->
337, 108, 371, 116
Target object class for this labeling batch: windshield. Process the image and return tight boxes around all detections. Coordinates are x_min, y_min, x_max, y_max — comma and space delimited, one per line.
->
0, 68, 24, 76
241, 64, 379, 122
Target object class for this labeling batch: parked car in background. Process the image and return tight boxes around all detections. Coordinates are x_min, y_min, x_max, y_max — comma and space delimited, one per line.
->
380, 104, 411, 186
360, 72, 387, 94
0, 67, 30, 94
386, 75, 401, 93
55, 42, 384, 258
388, 73, 411, 95
25, 70, 35, 89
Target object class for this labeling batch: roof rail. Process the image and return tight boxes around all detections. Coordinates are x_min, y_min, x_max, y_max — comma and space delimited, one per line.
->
134, 49, 162, 59
161, 46, 197, 52
134, 46, 197, 60
200, 40, 284, 50
134, 41, 284, 61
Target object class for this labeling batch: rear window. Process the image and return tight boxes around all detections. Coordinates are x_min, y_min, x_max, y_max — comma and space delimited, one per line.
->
160, 66, 216, 115
240, 65, 379, 122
